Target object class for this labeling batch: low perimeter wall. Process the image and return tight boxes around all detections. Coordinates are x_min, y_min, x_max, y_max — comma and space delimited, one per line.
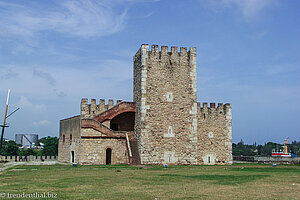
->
234, 156, 300, 164
0, 155, 57, 162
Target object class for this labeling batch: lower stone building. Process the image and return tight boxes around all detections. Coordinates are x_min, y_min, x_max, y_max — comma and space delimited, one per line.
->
58, 44, 232, 165
58, 101, 136, 165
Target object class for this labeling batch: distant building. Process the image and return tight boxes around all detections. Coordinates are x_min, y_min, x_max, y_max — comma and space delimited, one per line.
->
3, 138, 12, 142
15, 134, 38, 148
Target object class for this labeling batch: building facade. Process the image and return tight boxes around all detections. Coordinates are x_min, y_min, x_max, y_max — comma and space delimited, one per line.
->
15, 134, 38, 148
58, 44, 232, 165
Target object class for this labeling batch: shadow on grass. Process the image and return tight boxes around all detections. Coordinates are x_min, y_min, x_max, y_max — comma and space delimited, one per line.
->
144, 165, 211, 170
230, 167, 300, 173
13, 164, 143, 170
159, 174, 269, 185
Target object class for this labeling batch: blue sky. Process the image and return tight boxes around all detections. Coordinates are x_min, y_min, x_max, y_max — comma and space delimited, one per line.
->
0, 0, 299, 144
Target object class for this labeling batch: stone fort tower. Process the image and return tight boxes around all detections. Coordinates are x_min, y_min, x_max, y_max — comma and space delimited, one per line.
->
134, 45, 198, 164
58, 44, 232, 165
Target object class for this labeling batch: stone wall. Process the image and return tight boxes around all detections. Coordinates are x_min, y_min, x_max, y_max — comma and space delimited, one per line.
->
81, 98, 123, 119
80, 128, 128, 165
197, 102, 232, 165
133, 46, 143, 164
253, 156, 300, 164
0, 155, 57, 162
134, 44, 198, 165
58, 115, 81, 163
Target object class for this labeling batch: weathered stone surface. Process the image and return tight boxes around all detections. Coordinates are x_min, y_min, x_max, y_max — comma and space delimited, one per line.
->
134, 45, 198, 165
58, 115, 80, 163
197, 103, 232, 165
79, 129, 128, 165
58, 44, 232, 165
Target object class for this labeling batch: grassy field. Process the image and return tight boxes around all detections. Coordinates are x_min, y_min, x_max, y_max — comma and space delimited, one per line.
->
0, 163, 299, 199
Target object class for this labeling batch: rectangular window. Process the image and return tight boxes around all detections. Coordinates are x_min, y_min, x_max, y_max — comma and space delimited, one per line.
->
164, 151, 176, 163
164, 126, 174, 137
166, 92, 173, 102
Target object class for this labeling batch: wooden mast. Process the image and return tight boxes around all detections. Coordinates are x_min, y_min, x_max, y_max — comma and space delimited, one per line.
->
0, 89, 10, 153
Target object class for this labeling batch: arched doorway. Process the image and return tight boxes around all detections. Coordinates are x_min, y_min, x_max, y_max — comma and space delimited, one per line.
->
106, 148, 112, 165
71, 151, 75, 163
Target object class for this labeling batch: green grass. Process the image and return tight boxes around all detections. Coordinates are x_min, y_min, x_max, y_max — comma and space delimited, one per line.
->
230, 166, 300, 173
159, 174, 269, 185
0, 164, 299, 199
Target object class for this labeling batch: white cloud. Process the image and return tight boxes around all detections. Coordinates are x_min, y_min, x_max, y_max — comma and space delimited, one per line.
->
143, 11, 155, 18
0, 58, 132, 101
0, 0, 127, 38
223, 0, 272, 18
54, 90, 67, 98
15, 96, 46, 112
32, 120, 51, 127
33, 66, 56, 86
202, 0, 276, 21
1, 68, 18, 80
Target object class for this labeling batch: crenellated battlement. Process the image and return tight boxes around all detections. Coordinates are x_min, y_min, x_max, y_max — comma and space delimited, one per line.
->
59, 44, 233, 166
134, 44, 196, 65
80, 98, 123, 119
197, 102, 232, 120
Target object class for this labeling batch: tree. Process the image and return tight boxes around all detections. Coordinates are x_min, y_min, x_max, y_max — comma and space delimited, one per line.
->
232, 140, 257, 156
38, 136, 58, 156
0, 141, 19, 156
233, 140, 300, 157
19, 148, 39, 156
297, 149, 300, 157
257, 145, 263, 156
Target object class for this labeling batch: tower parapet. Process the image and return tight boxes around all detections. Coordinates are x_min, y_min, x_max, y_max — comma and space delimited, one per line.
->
134, 45, 196, 70
197, 102, 231, 120
80, 98, 123, 119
